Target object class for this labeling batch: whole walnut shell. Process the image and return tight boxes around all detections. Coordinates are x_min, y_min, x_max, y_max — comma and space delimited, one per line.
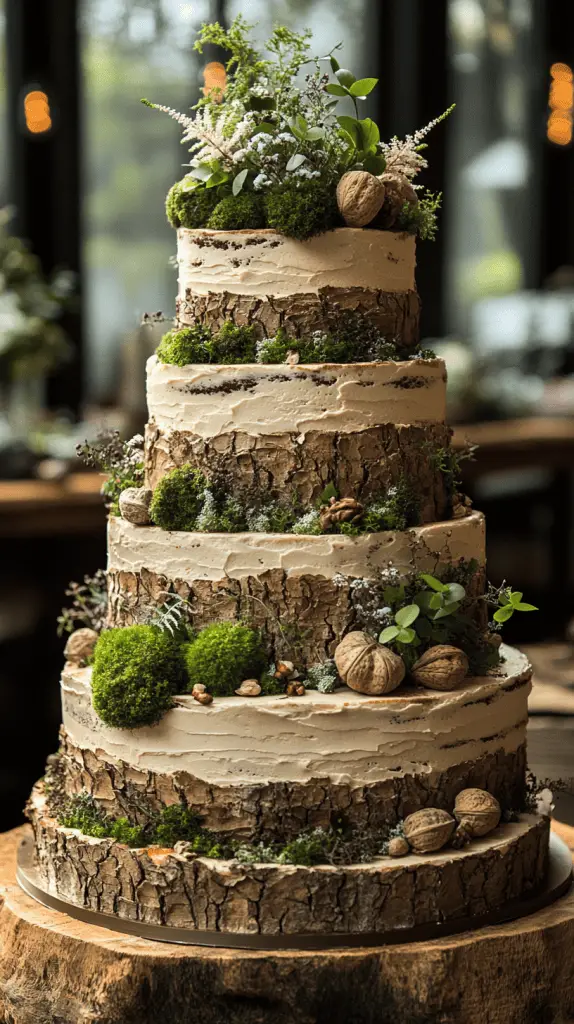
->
387, 836, 410, 858
319, 497, 364, 532
119, 487, 153, 526
334, 631, 405, 695
403, 808, 456, 853
411, 646, 469, 691
336, 171, 386, 227
64, 627, 99, 665
454, 788, 501, 838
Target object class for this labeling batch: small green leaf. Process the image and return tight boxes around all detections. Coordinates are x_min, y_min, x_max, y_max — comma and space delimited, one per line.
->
414, 592, 435, 613
358, 117, 380, 150
318, 482, 338, 504
379, 625, 400, 643
432, 601, 461, 620
337, 115, 360, 145
326, 83, 349, 97
515, 602, 538, 612
493, 605, 514, 623
336, 68, 356, 87
509, 591, 523, 607
253, 122, 275, 135
396, 627, 416, 644
188, 164, 212, 181
286, 153, 307, 171
362, 152, 386, 174
305, 126, 325, 141
420, 573, 447, 593
429, 593, 444, 610
329, 55, 340, 73
349, 77, 378, 97
232, 169, 248, 196
444, 582, 466, 603
395, 604, 420, 628
383, 584, 405, 606
205, 170, 229, 188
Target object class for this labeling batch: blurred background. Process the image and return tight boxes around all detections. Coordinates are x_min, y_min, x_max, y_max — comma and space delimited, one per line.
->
1, 0, 574, 829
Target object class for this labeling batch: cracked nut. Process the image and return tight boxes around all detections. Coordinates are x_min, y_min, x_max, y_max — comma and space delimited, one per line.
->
387, 837, 410, 858
193, 691, 213, 706
319, 496, 364, 532
411, 645, 469, 691
403, 808, 456, 853
274, 660, 296, 679
191, 683, 206, 696
378, 171, 418, 225
118, 486, 153, 526
334, 631, 405, 695
451, 820, 475, 849
235, 679, 262, 697
64, 627, 99, 666
454, 788, 501, 838
336, 170, 385, 227
286, 681, 306, 697
174, 841, 198, 861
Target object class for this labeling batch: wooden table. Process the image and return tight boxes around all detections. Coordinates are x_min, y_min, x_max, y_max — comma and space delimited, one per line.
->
0, 473, 105, 537
452, 416, 574, 477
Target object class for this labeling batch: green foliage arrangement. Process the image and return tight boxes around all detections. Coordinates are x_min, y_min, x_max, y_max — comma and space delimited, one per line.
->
165, 179, 221, 229
143, 17, 453, 241
76, 431, 144, 515
425, 440, 477, 501
156, 313, 437, 367
263, 181, 339, 240
91, 625, 187, 728
397, 190, 443, 242
207, 193, 265, 230
59, 794, 222, 853
184, 621, 267, 696
149, 465, 208, 531
57, 570, 107, 637
156, 323, 258, 365
488, 584, 538, 624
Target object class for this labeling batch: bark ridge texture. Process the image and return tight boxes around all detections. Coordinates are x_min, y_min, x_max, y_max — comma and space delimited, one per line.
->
176, 285, 421, 349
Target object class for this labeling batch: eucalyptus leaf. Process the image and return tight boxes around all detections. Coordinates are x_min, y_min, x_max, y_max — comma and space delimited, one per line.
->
379, 625, 400, 643
419, 573, 446, 593
493, 606, 515, 622
444, 582, 466, 603
305, 126, 325, 141
326, 83, 349, 97
336, 68, 356, 87
395, 604, 420, 628
515, 602, 538, 612
349, 77, 378, 97
329, 55, 340, 72
232, 169, 248, 196
286, 153, 307, 171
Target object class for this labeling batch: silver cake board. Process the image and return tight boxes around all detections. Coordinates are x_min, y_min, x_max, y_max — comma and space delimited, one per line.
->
16, 831, 573, 951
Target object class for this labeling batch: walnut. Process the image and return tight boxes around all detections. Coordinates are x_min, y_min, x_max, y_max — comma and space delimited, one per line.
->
286, 681, 306, 697
377, 172, 418, 227
334, 631, 405, 696
452, 492, 473, 519
64, 627, 99, 666
336, 170, 386, 227
235, 679, 262, 696
403, 808, 456, 853
454, 789, 501, 838
387, 837, 410, 858
319, 497, 364, 532
193, 691, 213, 706
411, 646, 469, 691
119, 487, 153, 526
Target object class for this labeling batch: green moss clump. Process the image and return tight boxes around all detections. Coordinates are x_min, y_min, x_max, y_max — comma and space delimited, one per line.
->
264, 181, 340, 241
156, 325, 211, 366
277, 828, 335, 866
108, 817, 146, 846
209, 321, 257, 363
184, 622, 267, 696
362, 478, 421, 533
149, 465, 208, 531
207, 194, 265, 231
152, 804, 202, 847
165, 181, 220, 230
60, 793, 108, 837
91, 625, 186, 728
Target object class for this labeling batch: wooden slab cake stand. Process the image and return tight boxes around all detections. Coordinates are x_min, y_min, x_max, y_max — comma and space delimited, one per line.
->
0, 823, 573, 1024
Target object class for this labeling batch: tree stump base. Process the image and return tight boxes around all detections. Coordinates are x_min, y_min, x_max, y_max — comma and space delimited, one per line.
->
1, 824, 574, 1024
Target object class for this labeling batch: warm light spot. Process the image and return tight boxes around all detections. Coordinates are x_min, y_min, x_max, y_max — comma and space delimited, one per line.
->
547, 111, 573, 147
547, 64, 573, 145
551, 62, 573, 82
24, 90, 52, 134
202, 61, 226, 102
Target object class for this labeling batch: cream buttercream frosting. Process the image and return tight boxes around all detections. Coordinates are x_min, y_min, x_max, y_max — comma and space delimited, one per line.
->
177, 227, 416, 298
146, 356, 447, 439
107, 511, 485, 583
61, 646, 530, 787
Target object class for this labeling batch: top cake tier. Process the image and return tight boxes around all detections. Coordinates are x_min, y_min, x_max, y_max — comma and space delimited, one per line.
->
175, 226, 420, 348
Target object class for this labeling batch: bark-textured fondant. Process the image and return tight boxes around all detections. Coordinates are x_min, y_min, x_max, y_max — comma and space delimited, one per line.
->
144, 421, 453, 521
176, 284, 421, 348
55, 731, 528, 840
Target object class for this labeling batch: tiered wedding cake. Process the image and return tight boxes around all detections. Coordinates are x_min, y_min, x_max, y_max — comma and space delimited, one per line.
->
25, 19, 547, 943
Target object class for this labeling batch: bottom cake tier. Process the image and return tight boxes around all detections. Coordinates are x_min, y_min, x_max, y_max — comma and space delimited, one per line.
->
27, 784, 549, 937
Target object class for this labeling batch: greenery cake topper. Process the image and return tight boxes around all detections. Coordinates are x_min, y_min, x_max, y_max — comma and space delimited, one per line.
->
143, 16, 453, 241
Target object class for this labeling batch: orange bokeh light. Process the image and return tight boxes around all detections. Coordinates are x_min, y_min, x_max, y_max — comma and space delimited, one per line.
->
202, 62, 226, 102
551, 62, 573, 82
547, 111, 573, 147
547, 64, 573, 146
24, 90, 52, 134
